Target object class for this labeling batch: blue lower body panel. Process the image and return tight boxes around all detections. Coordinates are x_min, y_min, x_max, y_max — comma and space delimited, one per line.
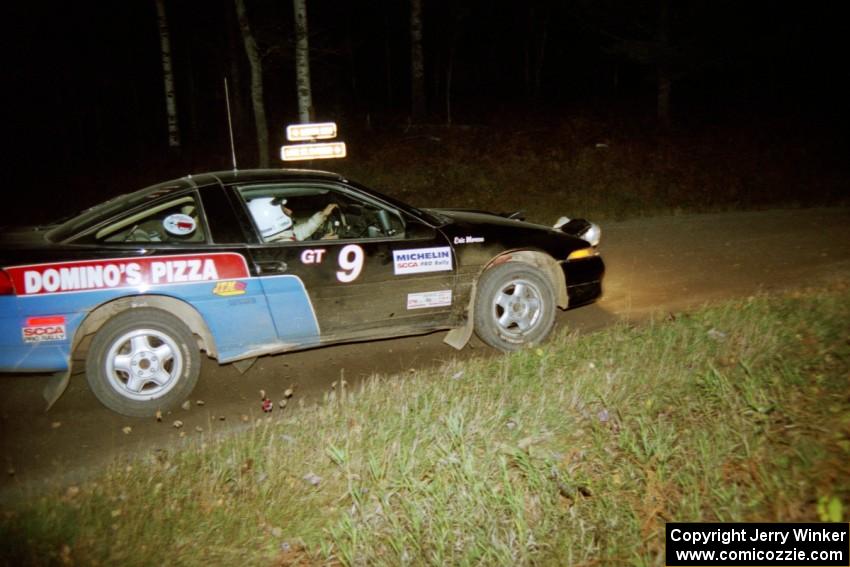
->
0, 276, 320, 373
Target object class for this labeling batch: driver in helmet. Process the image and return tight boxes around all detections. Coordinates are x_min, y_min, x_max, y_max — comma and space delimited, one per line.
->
248, 197, 338, 242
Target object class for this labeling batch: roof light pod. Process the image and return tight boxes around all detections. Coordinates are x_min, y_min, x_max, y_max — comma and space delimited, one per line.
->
281, 121, 347, 162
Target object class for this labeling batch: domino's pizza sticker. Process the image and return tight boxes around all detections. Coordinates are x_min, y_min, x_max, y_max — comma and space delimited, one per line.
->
393, 246, 453, 275
163, 213, 197, 236
407, 290, 452, 310
7, 253, 250, 296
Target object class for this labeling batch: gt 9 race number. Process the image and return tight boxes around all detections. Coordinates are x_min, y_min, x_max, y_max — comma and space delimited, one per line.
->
336, 244, 364, 283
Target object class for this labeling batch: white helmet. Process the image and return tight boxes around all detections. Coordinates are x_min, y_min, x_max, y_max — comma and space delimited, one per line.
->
248, 197, 292, 239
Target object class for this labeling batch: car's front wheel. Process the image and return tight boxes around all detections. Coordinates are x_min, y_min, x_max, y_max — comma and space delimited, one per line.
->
474, 261, 557, 351
85, 308, 200, 417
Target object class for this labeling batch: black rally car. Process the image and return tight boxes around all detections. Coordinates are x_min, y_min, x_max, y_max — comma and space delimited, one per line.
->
0, 169, 604, 416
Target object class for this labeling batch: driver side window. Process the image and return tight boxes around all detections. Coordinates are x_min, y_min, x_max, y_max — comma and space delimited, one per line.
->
238, 184, 405, 243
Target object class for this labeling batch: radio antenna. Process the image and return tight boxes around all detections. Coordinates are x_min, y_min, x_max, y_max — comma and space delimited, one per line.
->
224, 77, 238, 171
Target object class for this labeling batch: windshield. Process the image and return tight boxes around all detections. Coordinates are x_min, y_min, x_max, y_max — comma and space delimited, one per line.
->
345, 180, 446, 226
47, 178, 193, 242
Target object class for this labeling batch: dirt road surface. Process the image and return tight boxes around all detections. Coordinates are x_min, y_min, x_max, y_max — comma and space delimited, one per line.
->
2, 207, 849, 501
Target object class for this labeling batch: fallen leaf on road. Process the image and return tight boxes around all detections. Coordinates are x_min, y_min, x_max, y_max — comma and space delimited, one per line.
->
173, 420, 183, 429
302, 472, 322, 486
707, 328, 728, 341
181, 400, 191, 411
51, 421, 62, 429
122, 426, 132, 435
155, 410, 162, 422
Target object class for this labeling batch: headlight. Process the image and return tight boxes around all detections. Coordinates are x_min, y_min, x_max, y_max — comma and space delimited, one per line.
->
579, 222, 601, 247
553, 217, 601, 247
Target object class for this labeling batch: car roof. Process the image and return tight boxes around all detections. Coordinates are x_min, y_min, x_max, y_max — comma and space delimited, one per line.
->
193, 168, 346, 187
47, 169, 348, 242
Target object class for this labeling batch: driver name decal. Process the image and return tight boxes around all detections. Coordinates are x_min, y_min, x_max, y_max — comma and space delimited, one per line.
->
9, 253, 250, 296
393, 247, 453, 275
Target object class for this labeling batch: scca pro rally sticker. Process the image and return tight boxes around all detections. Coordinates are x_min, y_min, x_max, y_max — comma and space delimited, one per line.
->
22, 316, 66, 343
8, 253, 249, 296
393, 247, 452, 275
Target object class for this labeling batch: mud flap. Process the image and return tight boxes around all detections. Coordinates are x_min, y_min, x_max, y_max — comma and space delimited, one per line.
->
43, 370, 71, 411
443, 284, 476, 350
232, 357, 258, 374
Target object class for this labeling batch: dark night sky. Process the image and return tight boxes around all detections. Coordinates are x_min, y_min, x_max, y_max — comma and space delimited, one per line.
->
4, 1, 848, 217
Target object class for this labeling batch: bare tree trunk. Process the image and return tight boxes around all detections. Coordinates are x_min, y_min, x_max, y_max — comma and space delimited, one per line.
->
234, 0, 270, 167
155, 0, 180, 149
410, 0, 426, 120
293, 0, 315, 123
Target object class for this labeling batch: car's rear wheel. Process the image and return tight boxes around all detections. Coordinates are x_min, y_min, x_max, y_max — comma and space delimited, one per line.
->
474, 261, 557, 351
85, 308, 200, 417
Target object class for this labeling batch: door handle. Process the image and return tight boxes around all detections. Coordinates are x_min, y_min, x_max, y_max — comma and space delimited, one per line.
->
256, 260, 288, 274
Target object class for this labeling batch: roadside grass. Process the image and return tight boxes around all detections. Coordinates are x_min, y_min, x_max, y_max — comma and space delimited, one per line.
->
1, 285, 848, 566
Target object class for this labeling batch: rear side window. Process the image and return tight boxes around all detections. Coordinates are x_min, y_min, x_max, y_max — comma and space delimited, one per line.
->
73, 193, 207, 245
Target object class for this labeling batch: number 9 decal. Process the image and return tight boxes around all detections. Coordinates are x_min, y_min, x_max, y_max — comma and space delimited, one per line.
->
336, 244, 364, 283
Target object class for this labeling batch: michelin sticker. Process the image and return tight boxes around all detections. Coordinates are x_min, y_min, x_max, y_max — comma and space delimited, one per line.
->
393, 247, 452, 275
407, 290, 452, 310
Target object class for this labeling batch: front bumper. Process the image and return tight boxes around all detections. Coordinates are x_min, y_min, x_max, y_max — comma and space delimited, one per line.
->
561, 255, 604, 308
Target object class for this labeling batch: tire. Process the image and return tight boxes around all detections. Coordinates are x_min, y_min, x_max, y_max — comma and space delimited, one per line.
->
85, 308, 200, 417
473, 261, 557, 351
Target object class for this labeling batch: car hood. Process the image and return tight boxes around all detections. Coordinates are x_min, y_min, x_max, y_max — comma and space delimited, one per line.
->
427, 207, 596, 239
424, 207, 585, 254
426, 208, 547, 230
